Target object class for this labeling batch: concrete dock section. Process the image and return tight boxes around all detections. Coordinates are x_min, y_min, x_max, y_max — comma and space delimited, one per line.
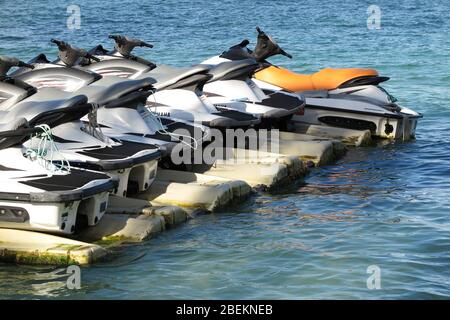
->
255, 134, 344, 166
0, 229, 107, 265
290, 121, 372, 147
278, 131, 347, 164
186, 148, 307, 191
77, 213, 166, 244
136, 170, 252, 211
0, 198, 191, 265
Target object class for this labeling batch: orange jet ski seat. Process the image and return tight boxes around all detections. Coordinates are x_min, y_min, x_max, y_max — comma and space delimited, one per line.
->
254, 66, 378, 92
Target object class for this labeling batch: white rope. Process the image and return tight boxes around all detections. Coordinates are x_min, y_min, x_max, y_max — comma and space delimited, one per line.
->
25, 124, 71, 173
145, 90, 204, 150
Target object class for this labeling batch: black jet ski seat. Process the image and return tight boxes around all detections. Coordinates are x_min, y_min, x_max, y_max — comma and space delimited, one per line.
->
142, 64, 211, 90
77, 77, 155, 105
0, 91, 90, 126
206, 59, 259, 82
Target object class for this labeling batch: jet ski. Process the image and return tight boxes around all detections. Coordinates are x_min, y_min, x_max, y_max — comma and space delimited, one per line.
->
1, 56, 161, 197
0, 117, 116, 235
200, 59, 305, 129
77, 35, 260, 129
10, 42, 210, 167
98, 35, 304, 129
214, 27, 422, 140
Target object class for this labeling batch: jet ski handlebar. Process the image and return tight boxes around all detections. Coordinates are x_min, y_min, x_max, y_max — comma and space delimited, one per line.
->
108, 34, 153, 56
17, 60, 35, 69
0, 56, 34, 77
50, 39, 69, 50
50, 39, 100, 67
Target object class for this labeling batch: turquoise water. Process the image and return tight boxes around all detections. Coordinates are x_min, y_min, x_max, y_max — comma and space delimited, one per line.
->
1, 0, 449, 299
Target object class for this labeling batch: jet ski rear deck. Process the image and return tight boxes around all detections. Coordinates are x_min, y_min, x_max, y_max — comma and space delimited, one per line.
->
0, 121, 116, 235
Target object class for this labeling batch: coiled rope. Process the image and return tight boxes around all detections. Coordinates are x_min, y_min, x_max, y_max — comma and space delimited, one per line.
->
24, 124, 71, 173
145, 90, 204, 150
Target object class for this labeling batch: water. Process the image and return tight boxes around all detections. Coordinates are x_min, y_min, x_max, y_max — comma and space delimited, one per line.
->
0, 0, 449, 299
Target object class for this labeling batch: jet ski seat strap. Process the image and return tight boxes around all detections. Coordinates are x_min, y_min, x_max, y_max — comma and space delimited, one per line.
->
27, 93, 88, 109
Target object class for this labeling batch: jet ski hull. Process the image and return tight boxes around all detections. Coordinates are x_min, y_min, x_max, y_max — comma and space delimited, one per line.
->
0, 191, 110, 235
296, 103, 420, 139
253, 79, 421, 140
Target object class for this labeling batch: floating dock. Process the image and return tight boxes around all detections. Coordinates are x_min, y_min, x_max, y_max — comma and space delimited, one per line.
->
0, 126, 375, 265
186, 147, 307, 191
137, 169, 252, 211
0, 228, 107, 265
290, 121, 372, 147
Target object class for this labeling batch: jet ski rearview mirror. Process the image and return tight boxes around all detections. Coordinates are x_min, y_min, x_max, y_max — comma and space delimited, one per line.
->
108, 34, 153, 57
0, 56, 34, 77
50, 39, 100, 67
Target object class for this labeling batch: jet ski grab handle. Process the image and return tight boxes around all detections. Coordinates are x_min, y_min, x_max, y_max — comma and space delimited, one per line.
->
109, 35, 153, 57
50, 39, 100, 67
0, 56, 34, 77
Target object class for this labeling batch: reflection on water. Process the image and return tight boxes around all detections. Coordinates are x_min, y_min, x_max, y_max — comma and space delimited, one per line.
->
0, 266, 68, 298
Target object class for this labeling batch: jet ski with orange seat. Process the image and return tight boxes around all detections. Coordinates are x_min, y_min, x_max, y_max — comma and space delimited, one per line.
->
212, 27, 422, 140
